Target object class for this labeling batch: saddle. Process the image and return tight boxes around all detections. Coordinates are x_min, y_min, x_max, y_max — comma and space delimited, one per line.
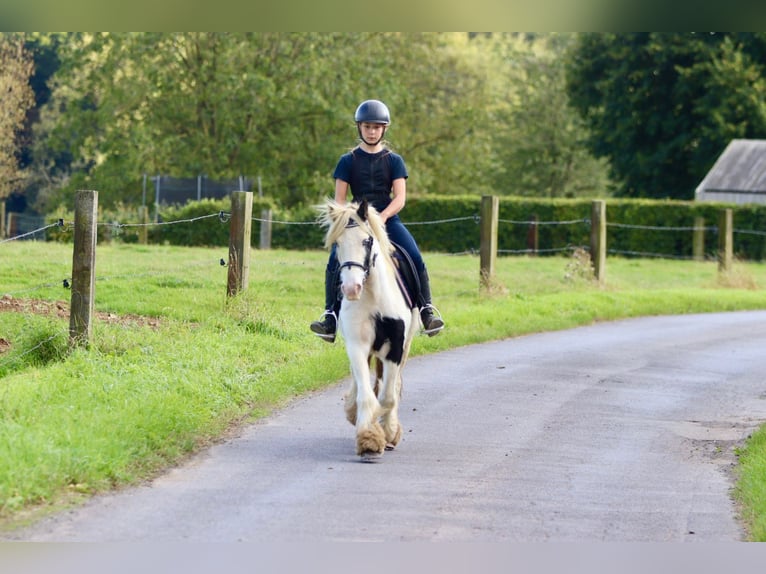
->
390, 242, 421, 310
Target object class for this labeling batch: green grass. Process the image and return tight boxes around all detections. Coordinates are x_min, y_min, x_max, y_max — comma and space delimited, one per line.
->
736, 426, 766, 541
2, 241, 766, 536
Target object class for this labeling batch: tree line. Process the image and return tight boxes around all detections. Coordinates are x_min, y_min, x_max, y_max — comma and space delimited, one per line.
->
2, 32, 766, 214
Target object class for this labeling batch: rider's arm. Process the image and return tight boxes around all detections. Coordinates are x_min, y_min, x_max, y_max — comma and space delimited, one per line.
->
379, 178, 406, 223
335, 179, 349, 204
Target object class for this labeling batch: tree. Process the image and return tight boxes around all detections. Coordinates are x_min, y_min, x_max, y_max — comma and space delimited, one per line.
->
36, 33, 505, 208
0, 33, 34, 199
32, 33, 611, 210
566, 33, 766, 199
484, 33, 612, 198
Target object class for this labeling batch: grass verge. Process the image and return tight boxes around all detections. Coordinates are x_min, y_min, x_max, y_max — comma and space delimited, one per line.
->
1, 242, 766, 536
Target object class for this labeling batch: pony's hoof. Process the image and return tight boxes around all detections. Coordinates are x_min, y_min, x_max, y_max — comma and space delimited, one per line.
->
360, 451, 383, 463
356, 425, 386, 457
385, 424, 402, 448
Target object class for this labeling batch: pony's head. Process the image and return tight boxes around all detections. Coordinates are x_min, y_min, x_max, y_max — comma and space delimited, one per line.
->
317, 199, 394, 301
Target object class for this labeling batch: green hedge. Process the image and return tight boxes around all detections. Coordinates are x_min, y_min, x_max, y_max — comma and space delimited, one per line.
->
44, 195, 766, 261
404, 196, 766, 261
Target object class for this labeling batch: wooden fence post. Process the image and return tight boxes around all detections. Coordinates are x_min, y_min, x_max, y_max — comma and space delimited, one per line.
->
7, 213, 17, 237
69, 190, 98, 347
1, 202, 5, 238
138, 205, 149, 245
227, 191, 253, 297
479, 195, 499, 290
590, 200, 606, 283
693, 217, 705, 262
260, 208, 272, 250
527, 214, 539, 255
718, 208, 733, 273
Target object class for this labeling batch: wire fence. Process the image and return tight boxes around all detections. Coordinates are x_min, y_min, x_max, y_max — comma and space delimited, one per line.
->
2, 208, 762, 257
3, 205, 760, 311
604, 221, 718, 260
2, 212, 48, 241
2, 201, 764, 372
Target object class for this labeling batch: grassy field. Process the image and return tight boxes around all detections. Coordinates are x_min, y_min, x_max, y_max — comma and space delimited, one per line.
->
2, 241, 766, 538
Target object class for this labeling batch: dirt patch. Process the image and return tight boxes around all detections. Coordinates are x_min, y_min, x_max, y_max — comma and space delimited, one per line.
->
1, 294, 161, 353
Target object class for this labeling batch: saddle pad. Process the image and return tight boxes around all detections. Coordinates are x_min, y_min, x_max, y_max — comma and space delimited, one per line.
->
391, 242, 420, 310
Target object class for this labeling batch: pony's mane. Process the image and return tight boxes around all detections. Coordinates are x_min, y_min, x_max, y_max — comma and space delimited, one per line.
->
318, 199, 395, 262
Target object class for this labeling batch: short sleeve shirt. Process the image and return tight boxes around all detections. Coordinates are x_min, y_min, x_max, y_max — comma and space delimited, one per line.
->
333, 148, 408, 212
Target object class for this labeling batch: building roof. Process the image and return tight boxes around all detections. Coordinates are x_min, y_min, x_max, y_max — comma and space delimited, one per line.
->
696, 139, 766, 204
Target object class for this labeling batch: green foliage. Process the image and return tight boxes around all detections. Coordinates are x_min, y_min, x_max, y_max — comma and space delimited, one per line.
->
0, 315, 69, 378
28, 33, 612, 213
484, 33, 614, 198
45, 202, 157, 244
152, 198, 239, 247
270, 204, 325, 251
567, 32, 766, 199
398, 195, 482, 253
0, 33, 35, 199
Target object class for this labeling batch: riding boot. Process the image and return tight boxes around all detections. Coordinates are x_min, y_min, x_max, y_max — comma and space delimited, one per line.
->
418, 268, 444, 336
310, 267, 340, 343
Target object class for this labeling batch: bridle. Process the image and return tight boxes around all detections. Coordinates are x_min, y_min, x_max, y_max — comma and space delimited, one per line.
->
338, 220, 377, 279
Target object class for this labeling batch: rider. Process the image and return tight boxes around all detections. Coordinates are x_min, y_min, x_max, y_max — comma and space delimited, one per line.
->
310, 99, 445, 343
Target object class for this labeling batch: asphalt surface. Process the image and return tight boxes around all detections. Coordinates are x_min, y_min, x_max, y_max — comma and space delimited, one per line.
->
7, 311, 766, 542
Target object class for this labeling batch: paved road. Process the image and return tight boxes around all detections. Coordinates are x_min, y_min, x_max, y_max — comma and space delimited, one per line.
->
7, 312, 766, 542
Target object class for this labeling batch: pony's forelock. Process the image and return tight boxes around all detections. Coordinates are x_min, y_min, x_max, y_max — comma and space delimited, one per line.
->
318, 199, 394, 260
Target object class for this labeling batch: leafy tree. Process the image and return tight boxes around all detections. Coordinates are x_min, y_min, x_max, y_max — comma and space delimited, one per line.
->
0, 33, 34, 199
31, 33, 611, 211
485, 33, 612, 198
16, 33, 67, 212
35, 33, 502, 208
566, 32, 766, 199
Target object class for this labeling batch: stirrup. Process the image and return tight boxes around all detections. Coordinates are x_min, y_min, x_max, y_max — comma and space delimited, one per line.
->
420, 304, 444, 336
310, 309, 337, 342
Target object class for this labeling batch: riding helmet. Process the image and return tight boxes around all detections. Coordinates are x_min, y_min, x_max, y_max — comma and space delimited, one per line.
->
354, 100, 391, 125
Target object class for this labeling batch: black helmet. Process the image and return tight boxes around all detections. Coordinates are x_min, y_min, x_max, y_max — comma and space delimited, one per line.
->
354, 100, 391, 125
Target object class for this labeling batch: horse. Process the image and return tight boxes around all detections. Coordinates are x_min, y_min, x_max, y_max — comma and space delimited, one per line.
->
318, 199, 419, 460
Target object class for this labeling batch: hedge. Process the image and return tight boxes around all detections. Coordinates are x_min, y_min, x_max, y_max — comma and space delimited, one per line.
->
44, 195, 766, 261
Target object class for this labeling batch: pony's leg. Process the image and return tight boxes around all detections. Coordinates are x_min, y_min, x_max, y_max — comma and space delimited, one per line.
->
349, 355, 383, 425
347, 347, 385, 456
343, 378, 357, 426
373, 357, 383, 397
375, 311, 416, 449
378, 362, 403, 449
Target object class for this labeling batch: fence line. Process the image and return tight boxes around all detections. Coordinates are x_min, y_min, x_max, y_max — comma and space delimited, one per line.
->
499, 246, 584, 255
1, 195, 760, 350
0, 221, 63, 244
406, 215, 478, 226
2, 211, 759, 262
607, 249, 701, 260
734, 228, 766, 237
1, 212, 484, 244
4, 258, 228, 300
250, 214, 315, 225
607, 222, 714, 232
499, 218, 588, 226
3, 199, 762, 297
106, 212, 225, 228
